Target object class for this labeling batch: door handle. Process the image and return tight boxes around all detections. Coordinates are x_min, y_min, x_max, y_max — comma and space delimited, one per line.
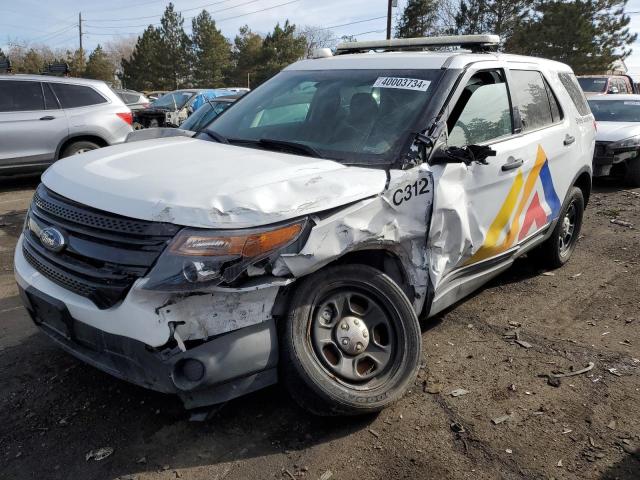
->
501, 157, 524, 171
39, 116, 55, 120
564, 135, 575, 146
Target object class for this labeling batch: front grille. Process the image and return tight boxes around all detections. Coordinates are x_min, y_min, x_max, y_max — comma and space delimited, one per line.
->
23, 184, 181, 309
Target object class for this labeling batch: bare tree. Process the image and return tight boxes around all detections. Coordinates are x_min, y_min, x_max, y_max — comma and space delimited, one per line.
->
104, 36, 138, 86
297, 25, 337, 58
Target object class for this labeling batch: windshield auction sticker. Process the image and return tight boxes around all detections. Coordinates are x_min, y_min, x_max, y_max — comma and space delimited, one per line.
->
373, 77, 431, 91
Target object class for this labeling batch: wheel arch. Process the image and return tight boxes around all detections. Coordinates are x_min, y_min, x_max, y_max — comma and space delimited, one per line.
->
572, 167, 592, 206
56, 134, 108, 159
272, 248, 418, 319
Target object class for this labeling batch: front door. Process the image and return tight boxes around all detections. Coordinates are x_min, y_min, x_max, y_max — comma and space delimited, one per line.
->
427, 63, 563, 314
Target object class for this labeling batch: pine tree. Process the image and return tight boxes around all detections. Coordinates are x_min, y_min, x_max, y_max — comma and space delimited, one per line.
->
231, 25, 263, 88
21, 49, 44, 73
65, 49, 86, 77
455, 0, 489, 35
507, 0, 637, 74
192, 10, 232, 88
84, 45, 114, 82
255, 21, 306, 85
121, 26, 165, 90
454, 0, 527, 44
395, 0, 439, 38
158, 2, 194, 89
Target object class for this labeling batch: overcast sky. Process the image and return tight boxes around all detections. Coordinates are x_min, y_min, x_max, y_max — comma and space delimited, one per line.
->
2, 0, 640, 78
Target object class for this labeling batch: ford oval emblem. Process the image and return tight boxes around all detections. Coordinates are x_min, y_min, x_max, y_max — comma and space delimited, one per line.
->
39, 227, 66, 253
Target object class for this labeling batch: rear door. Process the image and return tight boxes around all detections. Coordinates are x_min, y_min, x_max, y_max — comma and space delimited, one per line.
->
0, 80, 68, 168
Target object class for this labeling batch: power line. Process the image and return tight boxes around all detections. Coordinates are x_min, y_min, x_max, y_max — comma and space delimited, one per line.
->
85, 0, 303, 36
86, 0, 237, 22
85, 0, 263, 29
81, 0, 168, 15
29, 24, 79, 44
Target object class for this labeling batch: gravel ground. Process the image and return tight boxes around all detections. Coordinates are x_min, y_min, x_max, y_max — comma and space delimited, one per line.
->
0, 175, 638, 480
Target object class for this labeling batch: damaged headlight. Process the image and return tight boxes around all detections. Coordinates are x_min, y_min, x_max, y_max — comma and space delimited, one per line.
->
143, 219, 308, 291
609, 135, 640, 151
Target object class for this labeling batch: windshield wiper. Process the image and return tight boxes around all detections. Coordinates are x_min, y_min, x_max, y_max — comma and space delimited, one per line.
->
255, 138, 322, 158
202, 130, 229, 144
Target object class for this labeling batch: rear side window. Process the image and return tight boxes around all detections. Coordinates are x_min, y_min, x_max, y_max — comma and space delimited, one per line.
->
0, 80, 44, 112
43, 83, 60, 110
50, 83, 107, 108
511, 70, 555, 131
558, 72, 591, 116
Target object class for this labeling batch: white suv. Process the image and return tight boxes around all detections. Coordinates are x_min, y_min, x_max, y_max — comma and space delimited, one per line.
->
15, 36, 594, 416
0, 75, 133, 175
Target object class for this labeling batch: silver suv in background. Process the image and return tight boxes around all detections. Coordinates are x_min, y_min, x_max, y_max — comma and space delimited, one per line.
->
0, 75, 133, 175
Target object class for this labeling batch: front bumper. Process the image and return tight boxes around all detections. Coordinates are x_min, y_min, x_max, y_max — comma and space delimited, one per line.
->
593, 143, 639, 177
14, 237, 281, 408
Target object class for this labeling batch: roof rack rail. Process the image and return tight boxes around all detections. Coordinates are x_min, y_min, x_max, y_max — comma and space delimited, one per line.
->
0, 58, 12, 73
335, 35, 500, 55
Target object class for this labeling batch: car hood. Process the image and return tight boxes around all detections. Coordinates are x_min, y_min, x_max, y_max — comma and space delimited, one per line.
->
595, 121, 640, 142
42, 137, 387, 228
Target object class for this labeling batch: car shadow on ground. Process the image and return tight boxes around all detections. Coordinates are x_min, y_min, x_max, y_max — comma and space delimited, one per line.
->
0, 320, 377, 480
600, 454, 640, 479
0, 173, 41, 192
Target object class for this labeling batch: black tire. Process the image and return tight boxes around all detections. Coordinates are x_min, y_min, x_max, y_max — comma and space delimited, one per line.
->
533, 186, 584, 269
280, 264, 421, 416
626, 159, 640, 187
61, 140, 100, 158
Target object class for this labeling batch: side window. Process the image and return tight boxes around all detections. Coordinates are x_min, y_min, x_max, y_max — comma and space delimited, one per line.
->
558, 72, 591, 116
543, 78, 563, 123
0, 80, 44, 112
42, 83, 60, 110
511, 70, 555, 131
447, 69, 513, 147
50, 83, 107, 108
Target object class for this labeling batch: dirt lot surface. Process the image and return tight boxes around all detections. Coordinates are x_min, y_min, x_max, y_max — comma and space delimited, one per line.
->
0, 175, 638, 480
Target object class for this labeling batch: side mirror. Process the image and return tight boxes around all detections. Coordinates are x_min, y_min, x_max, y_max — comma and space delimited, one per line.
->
608, 86, 619, 94
432, 144, 496, 165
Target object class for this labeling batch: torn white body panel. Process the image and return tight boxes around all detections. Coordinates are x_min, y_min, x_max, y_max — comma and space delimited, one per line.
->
274, 165, 434, 313
159, 286, 280, 341
41, 137, 386, 229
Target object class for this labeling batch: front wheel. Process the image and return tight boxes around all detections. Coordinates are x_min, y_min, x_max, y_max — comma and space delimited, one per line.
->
280, 264, 422, 416
533, 186, 584, 269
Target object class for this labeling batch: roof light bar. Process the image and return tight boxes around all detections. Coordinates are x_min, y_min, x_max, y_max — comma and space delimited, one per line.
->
335, 35, 500, 55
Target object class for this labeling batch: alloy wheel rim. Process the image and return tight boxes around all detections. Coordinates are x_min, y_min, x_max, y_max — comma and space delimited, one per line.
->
559, 202, 577, 256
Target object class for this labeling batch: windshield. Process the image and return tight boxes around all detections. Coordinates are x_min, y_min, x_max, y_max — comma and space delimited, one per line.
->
206, 69, 442, 165
151, 91, 193, 109
180, 101, 232, 131
578, 78, 607, 93
588, 99, 640, 122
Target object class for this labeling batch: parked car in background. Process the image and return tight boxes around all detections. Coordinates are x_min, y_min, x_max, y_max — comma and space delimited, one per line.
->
578, 75, 635, 97
144, 90, 168, 101
133, 89, 238, 128
114, 89, 150, 112
178, 95, 243, 132
0, 75, 133, 175
589, 94, 640, 186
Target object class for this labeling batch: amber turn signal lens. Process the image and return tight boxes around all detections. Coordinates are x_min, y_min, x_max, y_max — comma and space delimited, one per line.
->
170, 222, 304, 257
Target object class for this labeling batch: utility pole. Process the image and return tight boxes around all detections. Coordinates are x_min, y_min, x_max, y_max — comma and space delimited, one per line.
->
78, 12, 83, 55
386, 0, 393, 40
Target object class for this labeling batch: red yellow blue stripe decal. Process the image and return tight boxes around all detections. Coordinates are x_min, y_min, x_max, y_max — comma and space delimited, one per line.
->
467, 145, 560, 264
